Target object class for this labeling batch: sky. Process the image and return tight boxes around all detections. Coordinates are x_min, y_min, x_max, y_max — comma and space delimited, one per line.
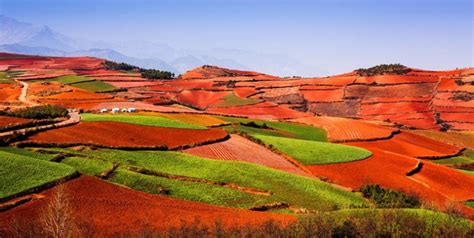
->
0, 0, 473, 74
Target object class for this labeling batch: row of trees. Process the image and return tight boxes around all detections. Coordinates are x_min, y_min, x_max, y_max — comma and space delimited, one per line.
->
356, 64, 411, 76
103, 60, 175, 80
0, 105, 69, 119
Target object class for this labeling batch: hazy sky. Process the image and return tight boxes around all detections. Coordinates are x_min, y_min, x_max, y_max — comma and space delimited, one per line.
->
1, 0, 473, 74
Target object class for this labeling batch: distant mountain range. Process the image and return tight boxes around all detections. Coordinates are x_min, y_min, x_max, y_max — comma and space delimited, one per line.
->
0, 15, 316, 76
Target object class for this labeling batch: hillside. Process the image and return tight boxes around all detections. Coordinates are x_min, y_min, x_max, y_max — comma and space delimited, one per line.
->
0, 53, 473, 236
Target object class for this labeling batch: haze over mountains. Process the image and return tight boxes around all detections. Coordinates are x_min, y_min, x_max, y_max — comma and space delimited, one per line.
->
0, 15, 315, 77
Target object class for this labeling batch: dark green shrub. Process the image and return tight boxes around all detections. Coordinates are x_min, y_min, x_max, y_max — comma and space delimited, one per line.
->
356, 64, 411, 76
360, 184, 421, 208
1, 105, 69, 119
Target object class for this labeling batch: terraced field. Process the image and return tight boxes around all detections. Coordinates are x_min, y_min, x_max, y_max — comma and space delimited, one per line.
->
22, 121, 228, 149
184, 135, 311, 176
70, 80, 117, 92
81, 113, 207, 129
252, 135, 372, 165
45, 75, 93, 84
217, 116, 327, 141
0, 150, 76, 200
291, 116, 398, 142
48, 148, 368, 210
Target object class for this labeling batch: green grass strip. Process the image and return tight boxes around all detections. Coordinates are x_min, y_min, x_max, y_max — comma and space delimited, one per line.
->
252, 135, 371, 165
81, 113, 207, 129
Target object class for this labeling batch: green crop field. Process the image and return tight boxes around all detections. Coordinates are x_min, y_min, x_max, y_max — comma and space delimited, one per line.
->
47, 75, 94, 84
109, 168, 273, 208
0, 147, 57, 161
465, 201, 474, 208
0, 150, 76, 199
81, 113, 207, 129
61, 157, 113, 176
70, 80, 116, 92
0, 72, 13, 83
251, 135, 372, 165
217, 116, 327, 141
432, 156, 474, 166
459, 169, 474, 176
215, 93, 260, 107
57, 148, 368, 210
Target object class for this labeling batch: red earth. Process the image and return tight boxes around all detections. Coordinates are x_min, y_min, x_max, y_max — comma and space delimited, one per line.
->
184, 134, 311, 177
0, 176, 295, 237
291, 116, 398, 142
346, 131, 461, 159
0, 116, 30, 129
23, 121, 229, 149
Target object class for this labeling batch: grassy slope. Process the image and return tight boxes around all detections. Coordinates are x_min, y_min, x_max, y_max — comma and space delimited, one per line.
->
70, 80, 116, 92
0, 150, 76, 199
217, 116, 327, 141
109, 168, 272, 208
215, 93, 260, 107
61, 157, 113, 176
252, 135, 372, 165
81, 113, 207, 129
0, 147, 57, 161
0, 72, 13, 83
47, 75, 93, 84
60, 148, 368, 210
432, 156, 474, 165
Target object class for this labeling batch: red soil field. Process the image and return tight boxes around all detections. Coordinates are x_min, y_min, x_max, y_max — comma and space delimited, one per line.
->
362, 96, 431, 104
291, 116, 398, 142
89, 76, 146, 82
345, 83, 436, 99
299, 85, 342, 90
90, 101, 197, 113
176, 90, 230, 109
392, 119, 439, 130
184, 135, 311, 177
234, 87, 259, 98
441, 113, 474, 123
108, 81, 163, 88
346, 132, 461, 159
261, 87, 299, 98
14, 70, 75, 81
179, 65, 263, 80
208, 103, 310, 120
354, 75, 439, 85
0, 84, 21, 102
361, 112, 434, 121
359, 102, 431, 116
0, 176, 294, 237
24, 121, 228, 149
306, 148, 474, 215
300, 89, 344, 102
43, 90, 114, 101
437, 78, 474, 93
409, 130, 474, 150
449, 122, 474, 131
0, 116, 30, 129
432, 98, 474, 108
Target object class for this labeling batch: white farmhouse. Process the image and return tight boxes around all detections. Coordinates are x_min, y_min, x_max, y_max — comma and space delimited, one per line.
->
128, 108, 137, 113
100, 108, 108, 113
112, 108, 120, 113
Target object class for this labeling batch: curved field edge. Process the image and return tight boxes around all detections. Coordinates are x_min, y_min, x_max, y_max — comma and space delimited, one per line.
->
38, 148, 368, 210
215, 115, 328, 142
80, 113, 207, 129
251, 135, 372, 165
0, 150, 77, 202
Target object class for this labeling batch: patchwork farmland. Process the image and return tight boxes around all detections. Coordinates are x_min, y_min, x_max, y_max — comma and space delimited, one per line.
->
0, 53, 473, 236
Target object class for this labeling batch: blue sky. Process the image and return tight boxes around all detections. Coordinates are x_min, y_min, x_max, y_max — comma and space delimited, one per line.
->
1, 0, 472, 74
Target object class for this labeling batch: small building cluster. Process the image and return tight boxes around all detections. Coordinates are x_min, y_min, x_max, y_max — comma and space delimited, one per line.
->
100, 108, 137, 113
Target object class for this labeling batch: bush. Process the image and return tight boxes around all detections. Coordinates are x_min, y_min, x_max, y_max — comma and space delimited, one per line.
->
356, 64, 411, 76
1, 105, 69, 120
103, 60, 139, 71
103, 60, 174, 80
140, 69, 175, 80
360, 184, 421, 208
